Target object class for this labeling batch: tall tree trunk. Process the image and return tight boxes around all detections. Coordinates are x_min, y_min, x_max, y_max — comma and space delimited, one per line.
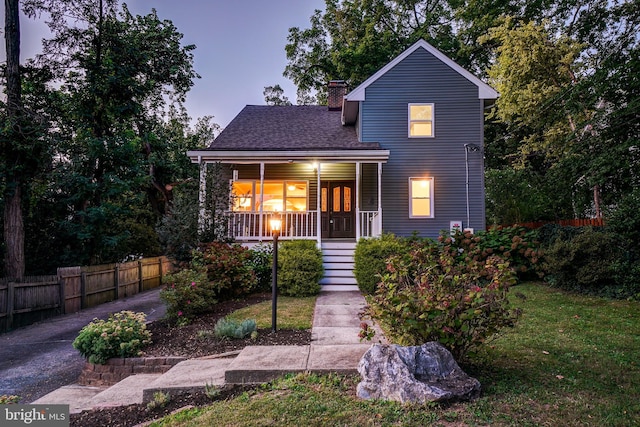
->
4, 0, 26, 279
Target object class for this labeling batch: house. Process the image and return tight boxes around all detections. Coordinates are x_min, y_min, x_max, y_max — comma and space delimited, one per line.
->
187, 39, 498, 289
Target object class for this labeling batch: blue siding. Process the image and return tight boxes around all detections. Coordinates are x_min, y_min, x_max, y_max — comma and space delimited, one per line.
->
360, 48, 486, 237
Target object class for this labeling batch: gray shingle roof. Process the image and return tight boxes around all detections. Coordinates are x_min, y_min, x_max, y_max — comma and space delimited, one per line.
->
207, 105, 380, 151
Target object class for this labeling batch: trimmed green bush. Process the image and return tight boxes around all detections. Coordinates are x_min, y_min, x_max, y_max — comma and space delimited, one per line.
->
354, 233, 411, 295
73, 311, 152, 364
364, 241, 520, 360
277, 240, 323, 297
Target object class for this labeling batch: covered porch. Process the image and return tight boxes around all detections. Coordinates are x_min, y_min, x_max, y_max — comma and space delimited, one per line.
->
187, 150, 389, 245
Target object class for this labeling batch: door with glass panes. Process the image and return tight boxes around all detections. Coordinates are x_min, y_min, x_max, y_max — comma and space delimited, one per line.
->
320, 181, 355, 238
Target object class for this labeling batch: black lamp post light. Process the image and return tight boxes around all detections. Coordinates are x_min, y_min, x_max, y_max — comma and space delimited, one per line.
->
269, 217, 282, 332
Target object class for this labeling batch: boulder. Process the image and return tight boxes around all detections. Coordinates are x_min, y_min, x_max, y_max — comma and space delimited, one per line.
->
356, 342, 481, 403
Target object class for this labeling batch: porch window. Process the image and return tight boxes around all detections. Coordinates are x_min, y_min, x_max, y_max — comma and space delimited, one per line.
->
409, 177, 434, 218
232, 180, 308, 211
408, 103, 434, 137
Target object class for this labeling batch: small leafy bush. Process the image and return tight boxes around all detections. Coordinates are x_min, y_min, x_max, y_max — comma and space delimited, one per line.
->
73, 311, 152, 364
248, 243, 273, 292
147, 391, 171, 410
354, 233, 412, 295
364, 241, 521, 360
0, 395, 20, 404
160, 268, 214, 323
213, 317, 257, 339
192, 242, 258, 299
277, 240, 323, 297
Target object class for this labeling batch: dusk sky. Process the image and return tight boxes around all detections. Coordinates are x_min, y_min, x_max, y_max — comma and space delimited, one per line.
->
1, 0, 326, 127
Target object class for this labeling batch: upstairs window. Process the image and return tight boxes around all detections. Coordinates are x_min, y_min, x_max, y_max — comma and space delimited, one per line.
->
408, 103, 434, 137
409, 177, 434, 218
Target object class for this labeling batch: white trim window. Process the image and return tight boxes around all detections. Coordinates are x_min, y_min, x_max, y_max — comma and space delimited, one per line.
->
408, 103, 434, 138
409, 177, 434, 218
232, 180, 308, 212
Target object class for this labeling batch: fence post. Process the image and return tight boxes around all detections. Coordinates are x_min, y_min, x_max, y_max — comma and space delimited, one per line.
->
58, 274, 66, 315
80, 272, 87, 309
7, 281, 15, 331
138, 260, 143, 293
114, 264, 120, 300
158, 257, 163, 287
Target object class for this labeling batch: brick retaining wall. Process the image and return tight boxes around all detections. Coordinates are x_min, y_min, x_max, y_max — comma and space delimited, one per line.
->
78, 356, 186, 387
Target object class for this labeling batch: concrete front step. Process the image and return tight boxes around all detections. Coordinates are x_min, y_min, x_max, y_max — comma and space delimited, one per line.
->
224, 344, 372, 384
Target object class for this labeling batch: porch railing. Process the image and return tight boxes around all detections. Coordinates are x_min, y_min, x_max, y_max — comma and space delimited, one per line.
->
359, 211, 381, 238
226, 211, 318, 240
225, 210, 381, 241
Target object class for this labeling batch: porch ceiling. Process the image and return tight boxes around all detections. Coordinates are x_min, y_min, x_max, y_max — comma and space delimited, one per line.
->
186, 149, 390, 164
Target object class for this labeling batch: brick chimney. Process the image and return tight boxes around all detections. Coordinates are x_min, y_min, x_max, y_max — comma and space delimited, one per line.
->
327, 80, 348, 111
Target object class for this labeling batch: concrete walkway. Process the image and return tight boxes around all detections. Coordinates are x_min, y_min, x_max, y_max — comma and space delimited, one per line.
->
33, 291, 384, 413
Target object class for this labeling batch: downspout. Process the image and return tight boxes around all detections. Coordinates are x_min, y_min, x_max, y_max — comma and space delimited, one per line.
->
464, 145, 470, 229
464, 144, 481, 230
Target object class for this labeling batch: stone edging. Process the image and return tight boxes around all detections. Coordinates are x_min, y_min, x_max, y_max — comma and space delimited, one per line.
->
78, 357, 186, 387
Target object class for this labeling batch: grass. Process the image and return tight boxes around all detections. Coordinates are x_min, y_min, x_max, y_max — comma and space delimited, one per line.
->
151, 283, 640, 426
225, 296, 316, 330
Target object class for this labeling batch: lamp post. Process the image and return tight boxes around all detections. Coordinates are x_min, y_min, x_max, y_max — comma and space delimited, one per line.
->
269, 217, 282, 332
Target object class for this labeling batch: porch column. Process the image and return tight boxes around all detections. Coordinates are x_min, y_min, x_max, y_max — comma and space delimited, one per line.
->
355, 161, 361, 240
316, 162, 322, 247
377, 162, 383, 236
259, 162, 265, 241
198, 160, 207, 234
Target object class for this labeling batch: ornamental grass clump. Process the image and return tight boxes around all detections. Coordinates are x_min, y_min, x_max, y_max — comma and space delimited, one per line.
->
213, 317, 257, 339
364, 241, 521, 360
73, 311, 152, 364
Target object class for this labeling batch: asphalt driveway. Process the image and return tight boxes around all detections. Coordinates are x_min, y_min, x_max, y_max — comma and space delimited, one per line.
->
0, 287, 166, 402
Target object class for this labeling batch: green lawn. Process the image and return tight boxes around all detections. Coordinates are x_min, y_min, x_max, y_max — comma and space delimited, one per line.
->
225, 296, 316, 330
151, 283, 640, 426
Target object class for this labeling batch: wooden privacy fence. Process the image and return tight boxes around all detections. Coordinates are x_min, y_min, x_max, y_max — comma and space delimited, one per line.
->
0, 256, 173, 333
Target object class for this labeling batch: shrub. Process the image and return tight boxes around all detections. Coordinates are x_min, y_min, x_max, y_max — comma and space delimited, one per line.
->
192, 242, 258, 300
544, 227, 624, 296
354, 233, 412, 295
146, 391, 171, 410
364, 241, 520, 360
213, 317, 257, 339
248, 243, 273, 292
160, 268, 214, 322
72, 311, 152, 364
277, 240, 323, 297
0, 395, 20, 404
440, 227, 544, 280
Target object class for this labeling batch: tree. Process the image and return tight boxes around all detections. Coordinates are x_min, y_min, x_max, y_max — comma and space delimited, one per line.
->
20, 0, 201, 265
263, 84, 292, 106
482, 2, 640, 221
283, 0, 573, 98
2, 0, 25, 279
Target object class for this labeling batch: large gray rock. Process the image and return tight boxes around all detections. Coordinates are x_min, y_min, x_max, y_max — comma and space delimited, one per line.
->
357, 342, 481, 403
